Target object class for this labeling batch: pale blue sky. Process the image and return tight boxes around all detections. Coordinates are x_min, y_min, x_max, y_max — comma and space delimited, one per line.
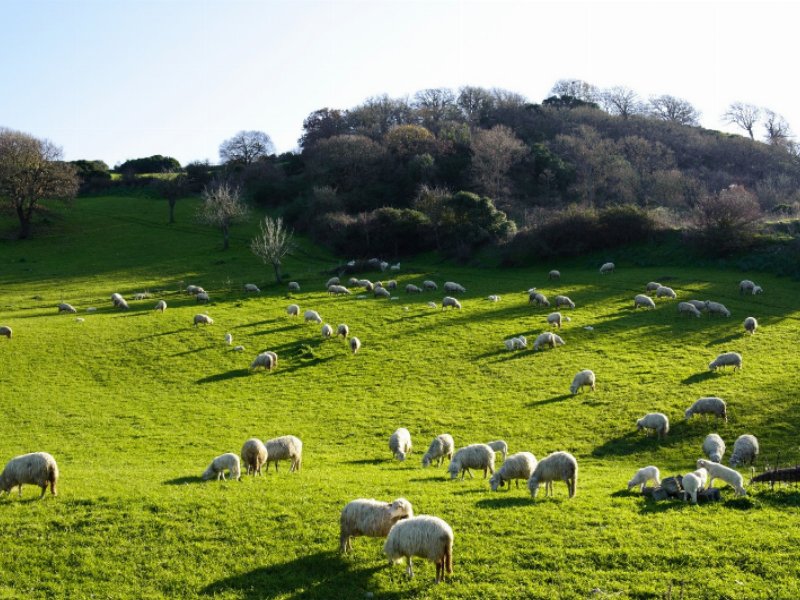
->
2, 0, 798, 167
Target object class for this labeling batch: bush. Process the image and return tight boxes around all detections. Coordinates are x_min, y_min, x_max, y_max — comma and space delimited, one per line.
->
597, 204, 657, 247
689, 185, 762, 255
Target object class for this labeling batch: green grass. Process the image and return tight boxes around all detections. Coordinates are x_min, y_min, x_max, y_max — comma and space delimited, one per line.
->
2, 196, 800, 599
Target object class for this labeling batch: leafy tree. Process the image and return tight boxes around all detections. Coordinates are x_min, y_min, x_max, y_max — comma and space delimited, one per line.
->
0, 128, 78, 239
198, 179, 249, 250
305, 134, 386, 192
723, 102, 761, 140
250, 216, 295, 282
384, 125, 435, 159
219, 131, 274, 166
348, 95, 414, 140
648, 95, 701, 126
457, 86, 496, 125
299, 108, 349, 149
116, 155, 180, 174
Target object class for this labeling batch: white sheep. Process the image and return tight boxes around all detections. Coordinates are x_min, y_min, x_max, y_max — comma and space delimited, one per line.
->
547, 312, 564, 329
58, 302, 77, 314
443, 281, 466, 293
321, 324, 333, 338
703, 433, 726, 463
634, 294, 656, 309
636, 413, 670, 439
111, 292, 125, 306
696, 458, 746, 496
116, 298, 130, 310
490, 452, 537, 491
337, 324, 349, 338
527, 451, 578, 499
193, 314, 213, 327
645, 281, 662, 293
548, 270, 561, 280
503, 339, 515, 351
383, 515, 454, 584
729, 434, 759, 467
374, 287, 391, 299
0, 326, 12, 339
196, 291, 210, 304
232, 345, 245, 352
201, 453, 241, 481
752, 285, 763, 295
447, 444, 495, 480
326, 277, 340, 288
708, 352, 742, 372
685, 397, 727, 422
250, 351, 276, 371
304, 309, 323, 323
687, 299, 707, 311
244, 283, 260, 293
264, 435, 303, 472
682, 468, 708, 504
186, 284, 203, 295
599, 262, 615, 274
528, 291, 550, 306
241, 438, 268, 475
533, 331, 565, 351
224, 332, 233, 345
677, 302, 701, 317
86, 307, 97, 312
358, 279, 374, 291
405, 284, 422, 294
739, 279, 756, 294
340, 498, 414, 553
423, 280, 438, 291
554, 295, 575, 309
744, 316, 758, 334
487, 294, 501, 302
350, 336, 361, 354
154, 300, 167, 313
288, 281, 301, 292
287, 304, 300, 317
705, 301, 731, 317
487, 440, 508, 461
0, 452, 59, 498
504, 336, 527, 351
328, 284, 351, 296
656, 285, 677, 299
386, 280, 397, 290
627, 466, 661, 492
570, 369, 595, 394
422, 434, 454, 467
390, 262, 401, 271
389, 428, 412, 461
426, 301, 437, 308
347, 277, 360, 287
441, 296, 462, 310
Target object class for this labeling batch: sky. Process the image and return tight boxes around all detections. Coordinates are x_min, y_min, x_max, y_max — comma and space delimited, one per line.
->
2, 0, 799, 167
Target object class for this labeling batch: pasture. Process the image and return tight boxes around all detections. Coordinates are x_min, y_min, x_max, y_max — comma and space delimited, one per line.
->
1, 195, 800, 599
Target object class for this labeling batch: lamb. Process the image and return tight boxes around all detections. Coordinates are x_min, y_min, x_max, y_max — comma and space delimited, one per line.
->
383, 515, 454, 584
240, 438, 268, 475
744, 316, 758, 334
655, 285, 677, 299
489, 452, 537, 491
441, 296, 462, 310
386, 280, 397, 290
304, 309, 323, 323
328, 284, 351, 296
729, 434, 759, 467
547, 312, 564, 329
111, 292, 125, 306
752, 285, 763, 295
347, 277, 360, 287
0, 452, 59, 498
645, 281, 662, 293
0, 326, 11, 339
554, 295, 575, 309
696, 458, 746, 496
570, 369, 596, 394
374, 287, 391, 299
201, 453, 241, 481
528, 291, 550, 307
443, 281, 466, 293
599, 262, 615, 274
326, 277, 340, 288
58, 303, 77, 314
337, 324, 349, 338
636, 413, 670, 439
422, 434, 455, 467
244, 283, 260, 293
487, 440, 509, 461
739, 279, 756, 294
534, 332, 565, 351
504, 336, 526, 351
193, 314, 213, 326
708, 352, 742, 372
196, 291, 210, 304
322, 324, 333, 338
487, 295, 501, 302
288, 281, 301, 292
687, 299, 707, 311
677, 302, 702, 317
685, 397, 727, 422
340, 498, 414, 553
350, 337, 361, 354
264, 435, 303, 472
705, 301, 731, 317
405, 284, 422, 294
527, 451, 578, 499
154, 300, 167, 313
287, 304, 300, 317
389, 428, 412, 461
682, 468, 708, 504
224, 332, 233, 345
447, 444, 495, 480
627, 466, 661, 492
634, 294, 656, 309
548, 270, 561, 280
423, 280, 438, 291
703, 433, 726, 463
250, 352, 276, 371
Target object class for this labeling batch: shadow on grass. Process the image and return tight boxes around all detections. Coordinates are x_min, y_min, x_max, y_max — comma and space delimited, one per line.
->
407, 476, 448, 483
750, 488, 800, 507
681, 371, 717, 385
344, 458, 385, 466
163, 475, 204, 485
196, 369, 251, 384
592, 427, 688, 457
706, 332, 742, 347
525, 393, 572, 407
171, 345, 215, 357
475, 496, 531, 509
638, 499, 688, 514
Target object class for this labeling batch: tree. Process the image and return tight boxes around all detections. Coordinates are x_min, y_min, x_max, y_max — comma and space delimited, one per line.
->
384, 125, 435, 159
0, 128, 78, 239
219, 131, 274, 166
116, 155, 180, 174
691, 184, 762, 253
298, 108, 349, 149
762, 109, 793, 147
413, 88, 460, 133
348, 95, 414, 139
154, 173, 189, 224
601, 86, 642, 118
470, 125, 527, 201
549, 79, 600, 104
723, 102, 760, 140
250, 216, 294, 283
198, 179, 249, 250
648, 95, 701, 126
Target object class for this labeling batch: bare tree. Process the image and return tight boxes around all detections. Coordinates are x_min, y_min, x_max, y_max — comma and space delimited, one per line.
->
250, 216, 295, 283
198, 179, 249, 250
413, 88, 460, 132
470, 125, 527, 201
762, 109, 793, 147
648, 95, 701, 126
601, 86, 642, 118
722, 102, 760, 140
219, 131, 274, 165
549, 79, 600, 103
0, 128, 78, 239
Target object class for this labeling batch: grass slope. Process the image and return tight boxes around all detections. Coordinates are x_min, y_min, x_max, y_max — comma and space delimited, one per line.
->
1, 196, 800, 599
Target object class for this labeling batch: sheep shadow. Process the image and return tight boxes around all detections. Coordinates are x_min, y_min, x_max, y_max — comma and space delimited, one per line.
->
749, 489, 800, 507
163, 475, 204, 486
171, 345, 215, 357
196, 369, 251, 384
234, 318, 285, 329
681, 371, 717, 385
638, 499, 689, 514
475, 496, 531, 509
592, 429, 686, 458
525, 393, 572, 407
248, 324, 304, 336
706, 332, 742, 347
407, 476, 448, 483
344, 458, 385, 466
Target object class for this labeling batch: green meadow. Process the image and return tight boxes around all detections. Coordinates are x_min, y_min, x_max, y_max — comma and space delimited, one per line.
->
1, 195, 800, 599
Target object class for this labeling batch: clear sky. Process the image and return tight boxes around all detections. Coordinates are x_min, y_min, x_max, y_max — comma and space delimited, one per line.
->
2, 0, 798, 167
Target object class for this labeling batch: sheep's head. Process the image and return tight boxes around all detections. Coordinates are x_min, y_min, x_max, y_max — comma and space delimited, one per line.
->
489, 473, 503, 492
447, 462, 460, 479
684, 408, 693, 420
422, 455, 431, 468
395, 451, 406, 461
696, 459, 709, 470
389, 498, 413, 520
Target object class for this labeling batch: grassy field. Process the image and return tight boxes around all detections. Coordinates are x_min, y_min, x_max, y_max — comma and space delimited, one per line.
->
1, 195, 800, 599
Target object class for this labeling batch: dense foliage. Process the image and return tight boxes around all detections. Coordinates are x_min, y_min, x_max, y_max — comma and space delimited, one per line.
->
116, 154, 181, 174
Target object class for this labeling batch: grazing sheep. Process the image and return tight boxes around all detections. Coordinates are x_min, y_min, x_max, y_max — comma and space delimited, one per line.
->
646, 281, 662, 293
374, 287, 391, 299
554, 295, 575, 309
504, 336, 527, 351
383, 515, 454, 584
696, 459, 746, 496
627, 466, 661, 492
390, 262, 401, 271
447, 444, 495, 480
196, 291, 210, 304
533, 332, 565, 351
186, 285, 204, 295
739, 279, 756, 294
703, 433, 726, 463
0, 452, 58, 498
340, 498, 414, 553
337, 324, 349, 338
682, 468, 708, 504
244, 283, 260, 293
389, 428, 412, 461
426, 301, 437, 309
116, 298, 130, 310
326, 277, 340, 288
346, 277, 360, 287
705, 301, 731, 317
729, 434, 759, 467
547, 312, 564, 329
528, 291, 550, 307
379, 261, 389, 271
287, 304, 300, 317
441, 296, 462, 310
241, 438, 268, 475
443, 281, 466, 293
264, 435, 303, 472
486, 440, 509, 461
193, 314, 213, 327
708, 352, 742, 372
634, 294, 656, 309
687, 299, 707, 311
599, 262, 615, 274
422, 434, 455, 468
487, 294, 501, 302
0, 326, 12, 339
58, 303, 77, 314
202, 453, 241, 481
304, 309, 323, 323
685, 397, 727, 422
656, 286, 677, 299
490, 452, 537, 491
678, 302, 702, 317
111, 292, 125, 306
386, 280, 397, 290
744, 316, 758, 334
752, 285, 763, 295
570, 369, 596, 394
224, 332, 233, 345
349, 336, 361, 354
548, 270, 561, 280
154, 300, 167, 313
250, 351, 276, 371
527, 451, 578, 499
358, 279, 374, 291
288, 281, 300, 292
328, 284, 351, 296
232, 345, 245, 352
86, 307, 97, 312
423, 280, 438, 291
405, 284, 422, 294
322, 324, 333, 338
636, 413, 670, 439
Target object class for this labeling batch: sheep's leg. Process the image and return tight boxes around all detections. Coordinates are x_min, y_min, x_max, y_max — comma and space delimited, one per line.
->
467, 469, 474, 479
18, 485, 23, 498
483, 468, 488, 479
406, 557, 414, 579
39, 485, 47, 499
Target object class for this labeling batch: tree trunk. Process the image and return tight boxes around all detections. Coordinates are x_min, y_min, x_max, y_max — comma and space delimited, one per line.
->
168, 199, 176, 224
16, 205, 32, 240
272, 260, 282, 283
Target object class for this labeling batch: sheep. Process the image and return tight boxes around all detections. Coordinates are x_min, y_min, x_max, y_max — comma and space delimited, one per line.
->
703, 434, 726, 463
244, 283, 260, 293
645, 281, 662, 293
186, 285, 204, 295
250, 351, 276, 371
383, 515, 454, 584
527, 451, 578, 499
367, 258, 381, 268
533, 332, 565, 351
685, 397, 727, 422
111, 292, 125, 306
547, 312, 564, 329
350, 336, 361, 354
75, 317, 85, 323
528, 291, 550, 306
232, 345, 245, 352
202, 453, 241, 481
504, 336, 527, 351
687, 299, 707, 311
386, 280, 397, 290
634, 294, 656, 309
326, 277, 340, 288
441, 296, 461, 310
554, 295, 575, 309
337, 323, 349, 338
422, 434, 455, 468
288, 281, 300, 292
358, 279, 374, 291
503, 339, 516, 351
696, 458, 746, 496
729, 434, 759, 467
487, 294, 501, 302
340, 498, 414, 553
405, 284, 422, 294
443, 281, 466, 293
304, 309, 323, 323
390, 262, 401, 271
193, 314, 213, 327
115, 298, 130, 310
0, 326, 11, 339
423, 280, 438, 291
426, 301, 437, 308
86, 307, 97, 312
636, 413, 670, 439
58, 302, 77, 314
447, 444, 495, 480
682, 468, 708, 504
627, 466, 661, 492
154, 300, 167, 313
739, 279, 756, 294
752, 285, 763, 295
328, 284, 351, 296
264, 435, 302, 472
374, 287, 391, 299
570, 369, 595, 394
321, 324, 333, 338
486, 440, 509, 462
196, 291, 210, 304
0, 452, 58, 498
656, 286, 677, 299
389, 428, 412, 461
705, 301, 731, 317
548, 270, 561, 280
744, 316, 758, 334
708, 352, 742, 372
599, 262, 615, 274
287, 304, 300, 317
240, 438, 268, 475
677, 302, 702, 317
346, 277, 359, 287
224, 332, 233, 345
490, 452, 537, 491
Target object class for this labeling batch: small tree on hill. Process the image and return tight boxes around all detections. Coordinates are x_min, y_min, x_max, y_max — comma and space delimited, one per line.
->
198, 179, 249, 250
691, 185, 762, 253
250, 216, 295, 283
219, 131, 274, 166
154, 173, 189, 224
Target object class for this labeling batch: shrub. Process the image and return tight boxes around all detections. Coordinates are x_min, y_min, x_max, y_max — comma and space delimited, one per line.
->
689, 185, 762, 254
